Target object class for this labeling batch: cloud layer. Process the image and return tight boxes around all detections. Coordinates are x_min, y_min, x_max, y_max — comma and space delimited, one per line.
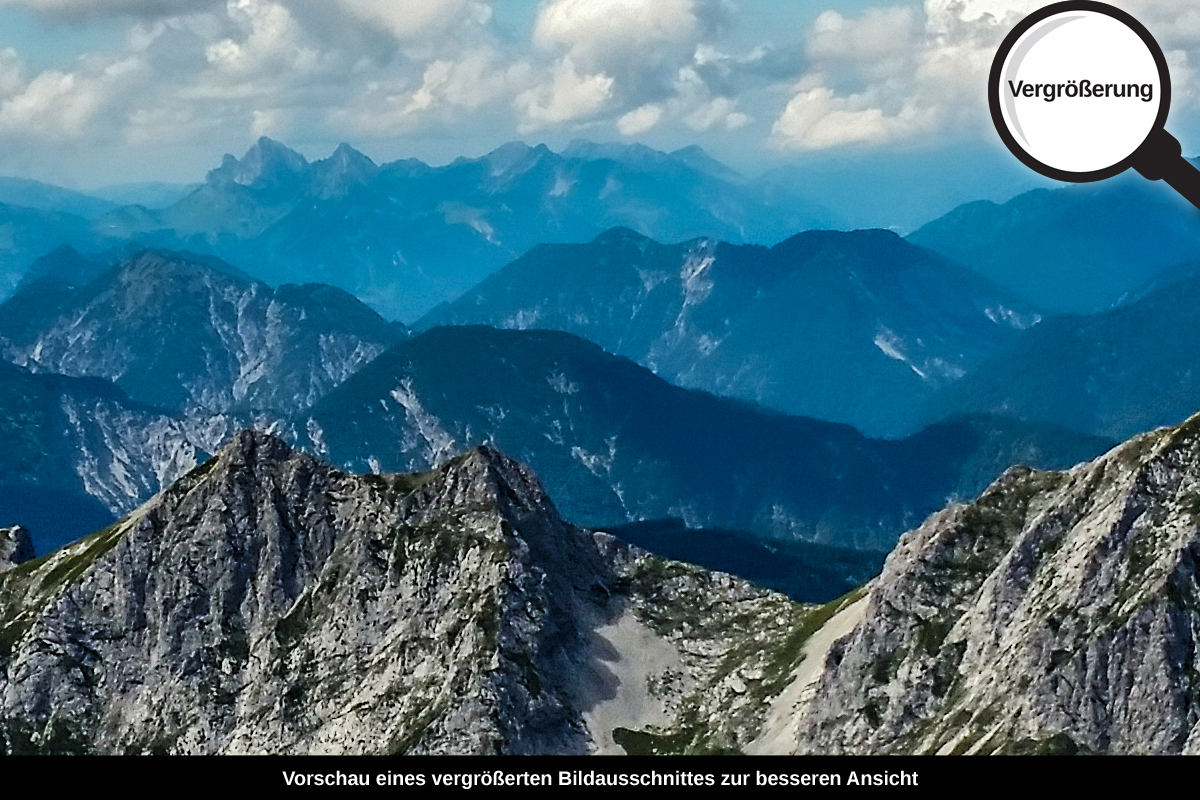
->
2, 0, 1200, 182
773, 1, 1200, 151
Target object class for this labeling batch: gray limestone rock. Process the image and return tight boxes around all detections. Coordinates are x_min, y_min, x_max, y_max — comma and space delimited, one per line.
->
0, 430, 810, 754
788, 415, 1200, 755
0, 527, 32, 572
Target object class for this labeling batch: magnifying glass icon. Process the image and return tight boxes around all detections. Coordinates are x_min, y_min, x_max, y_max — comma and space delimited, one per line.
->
989, 1, 1200, 210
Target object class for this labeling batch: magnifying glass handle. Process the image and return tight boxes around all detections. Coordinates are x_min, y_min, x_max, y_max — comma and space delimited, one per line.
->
1133, 128, 1200, 212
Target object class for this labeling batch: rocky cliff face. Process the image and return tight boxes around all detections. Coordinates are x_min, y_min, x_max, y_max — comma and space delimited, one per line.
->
10, 413, 1200, 755
769, 414, 1200, 755
0, 528, 31, 572
0, 431, 811, 755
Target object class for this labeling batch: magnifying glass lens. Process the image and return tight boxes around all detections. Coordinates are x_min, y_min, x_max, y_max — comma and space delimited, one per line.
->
997, 10, 1164, 176
993, 2, 1200, 211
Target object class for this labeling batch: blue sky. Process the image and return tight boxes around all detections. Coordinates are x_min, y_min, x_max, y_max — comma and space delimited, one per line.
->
0, 1, 1197, 228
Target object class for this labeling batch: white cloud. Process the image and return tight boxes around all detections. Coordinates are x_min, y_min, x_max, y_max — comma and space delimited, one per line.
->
0, 0, 221, 19
204, 0, 319, 78
0, 70, 107, 138
617, 103, 663, 135
514, 57, 613, 131
809, 6, 917, 72
534, 0, 701, 67
684, 95, 748, 131
530, 0, 734, 123
772, 1, 1061, 151
0, 49, 22, 98
335, 0, 492, 42
251, 106, 283, 137
0, 0, 781, 174
331, 48, 534, 138
125, 105, 204, 144
774, 0, 1200, 152
774, 84, 928, 149
24, 0, 1200, 182
407, 49, 525, 113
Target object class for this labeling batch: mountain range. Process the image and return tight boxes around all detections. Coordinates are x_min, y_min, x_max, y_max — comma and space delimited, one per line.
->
419, 227, 1038, 437
909, 173, 1200, 315
771, 412, 1200, 755
4, 411, 1200, 754
0, 247, 1111, 558
0, 250, 406, 415
0, 358, 213, 554
295, 324, 1110, 550
0, 138, 836, 322
0, 432, 813, 754
928, 261, 1200, 440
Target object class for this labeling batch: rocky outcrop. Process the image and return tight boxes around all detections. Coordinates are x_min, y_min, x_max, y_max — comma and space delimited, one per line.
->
0, 527, 31, 572
779, 414, 1200, 755
0, 431, 811, 754
13, 408, 1198, 756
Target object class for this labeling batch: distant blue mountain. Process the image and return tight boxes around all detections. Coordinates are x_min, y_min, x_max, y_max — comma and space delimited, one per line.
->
0, 249, 406, 414
419, 227, 1038, 437
908, 172, 1200, 314
0, 249, 411, 552
0, 203, 116, 297
73, 137, 840, 321
0, 177, 115, 219
930, 260, 1200, 439
89, 182, 201, 210
294, 325, 1111, 550
0, 359, 209, 555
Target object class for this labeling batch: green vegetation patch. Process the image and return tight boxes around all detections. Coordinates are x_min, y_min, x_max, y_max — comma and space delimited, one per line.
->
1005, 732, 1097, 755
0, 517, 131, 658
612, 724, 739, 756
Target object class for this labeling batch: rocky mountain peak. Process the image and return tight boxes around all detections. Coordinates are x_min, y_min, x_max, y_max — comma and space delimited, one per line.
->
113, 248, 255, 286
310, 143, 378, 198
480, 141, 551, 179
780, 411, 1200, 755
562, 140, 666, 168
0, 248, 399, 415
589, 225, 653, 249
0, 527, 32, 572
0, 431, 810, 754
19, 244, 101, 289
668, 145, 744, 182
207, 137, 309, 191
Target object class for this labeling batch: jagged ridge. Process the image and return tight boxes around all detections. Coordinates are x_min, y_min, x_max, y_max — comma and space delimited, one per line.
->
783, 414, 1200, 755
0, 430, 811, 755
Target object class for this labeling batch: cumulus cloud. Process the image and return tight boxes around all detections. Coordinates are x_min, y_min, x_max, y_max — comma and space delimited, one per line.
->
0, 69, 108, 138
19, 0, 1200, 183
334, 0, 492, 43
684, 95, 748, 131
514, 57, 613, 131
774, 82, 930, 148
406, 49, 527, 114
0, 0, 783, 175
617, 103, 663, 136
533, 0, 702, 67
808, 6, 918, 74
773, 0, 1200, 152
524, 0, 744, 131
203, 0, 319, 79
330, 48, 534, 138
0, 48, 22, 98
0, 0, 222, 20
